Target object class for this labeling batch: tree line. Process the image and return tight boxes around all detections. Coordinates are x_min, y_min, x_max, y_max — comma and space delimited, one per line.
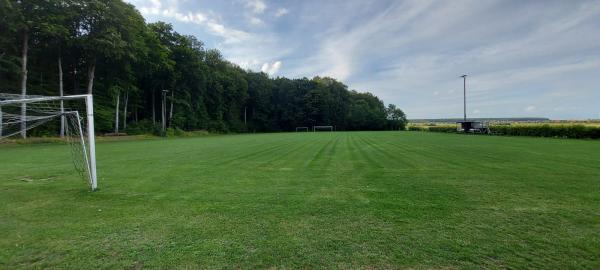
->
0, 0, 407, 136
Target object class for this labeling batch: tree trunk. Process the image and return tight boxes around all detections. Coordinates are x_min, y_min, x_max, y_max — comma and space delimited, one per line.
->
20, 32, 28, 139
152, 91, 156, 123
114, 93, 120, 134
59, 56, 65, 138
169, 91, 174, 124
73, 66, 78, 93
161, 91, 166, 132
0, 52, 4, 81
86, 62, 95, 94
123, 90, 128, 131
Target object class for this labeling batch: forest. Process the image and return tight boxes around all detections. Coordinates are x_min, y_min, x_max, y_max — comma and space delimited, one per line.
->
0, 0, 407, 135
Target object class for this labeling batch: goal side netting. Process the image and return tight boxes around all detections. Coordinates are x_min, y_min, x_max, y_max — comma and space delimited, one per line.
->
0, 93, 98, 190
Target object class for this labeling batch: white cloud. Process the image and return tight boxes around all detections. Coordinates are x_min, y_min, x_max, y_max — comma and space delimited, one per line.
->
133, 0, 250, 44
275, 8, 289, 17
205, 20, 250, 44
245, 0, 266, 14
288, 1, 435, 82
433, 91, 440, 96
473, 109, 480, 114
525, 105, 536, 112
236, 59, 261, 70
261, 61, 282, 75
249, 16, 263, 26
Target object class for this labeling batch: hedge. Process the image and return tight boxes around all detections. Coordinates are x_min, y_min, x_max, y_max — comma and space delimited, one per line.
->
407, 126, 456, 132
408, 124, 600, 139
490, 124, 600, 139
427, 126, 457, 133
408, 126, 426, 131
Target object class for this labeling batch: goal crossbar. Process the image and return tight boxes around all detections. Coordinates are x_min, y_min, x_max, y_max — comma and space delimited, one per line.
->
0, 94, 92, 105
0, 94, 98, 191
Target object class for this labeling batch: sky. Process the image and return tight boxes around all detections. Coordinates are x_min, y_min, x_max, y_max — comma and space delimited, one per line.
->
125, 0, 600, 120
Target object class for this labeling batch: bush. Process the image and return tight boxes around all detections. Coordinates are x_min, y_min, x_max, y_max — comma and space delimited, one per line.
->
124, 119, 160, 135
408, 125, 456, 133
166, 127, 188, 137
428, 126, 456, 133
166, 128, 176, 137
490, 124, 600, 139
408, 126, 426, 131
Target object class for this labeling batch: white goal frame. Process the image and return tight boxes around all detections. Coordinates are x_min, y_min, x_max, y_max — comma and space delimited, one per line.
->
313, 125, 334, 132
295, 126, 309, 132
0, 94, 98, 191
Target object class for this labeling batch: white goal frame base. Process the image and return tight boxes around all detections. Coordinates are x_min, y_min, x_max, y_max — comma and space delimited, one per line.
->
0, 94, 98, 191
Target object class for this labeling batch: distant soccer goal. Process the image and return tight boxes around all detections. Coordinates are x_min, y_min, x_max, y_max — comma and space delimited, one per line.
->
0, 93, 98, 191
295, 126, 309, 132
313, 125, 334, 132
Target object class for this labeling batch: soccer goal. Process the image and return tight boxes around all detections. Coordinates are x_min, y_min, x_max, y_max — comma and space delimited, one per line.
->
295, 126, 309, 132
0, 93, 98, 191
313, 125, 334, 132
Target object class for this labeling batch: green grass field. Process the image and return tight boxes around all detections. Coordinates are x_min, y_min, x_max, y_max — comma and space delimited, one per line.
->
1, 132, 599, 269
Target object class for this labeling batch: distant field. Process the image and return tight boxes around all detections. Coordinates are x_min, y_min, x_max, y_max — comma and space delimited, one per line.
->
1, 132, 599, 269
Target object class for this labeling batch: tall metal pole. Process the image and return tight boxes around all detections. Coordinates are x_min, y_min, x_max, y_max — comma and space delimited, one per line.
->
461, 75, 467, 122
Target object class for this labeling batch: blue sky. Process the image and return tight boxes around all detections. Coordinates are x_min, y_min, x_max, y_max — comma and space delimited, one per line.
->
125, 0, 600, 120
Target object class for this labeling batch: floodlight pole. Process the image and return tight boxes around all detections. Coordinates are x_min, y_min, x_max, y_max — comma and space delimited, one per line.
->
461, 74, 467, 122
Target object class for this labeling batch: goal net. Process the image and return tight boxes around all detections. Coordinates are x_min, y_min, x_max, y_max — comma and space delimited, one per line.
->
313, 125, 334, 132
296, 126, 309, 132
0, 93, 98, 190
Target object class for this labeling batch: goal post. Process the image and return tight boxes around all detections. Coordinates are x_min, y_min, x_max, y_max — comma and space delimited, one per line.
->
295, 126, 309, 132
0, 93, 98, 191
313, 125, 334, 132
84, 95, 97, 191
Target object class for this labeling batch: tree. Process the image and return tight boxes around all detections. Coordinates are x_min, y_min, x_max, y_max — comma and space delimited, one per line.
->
76, 0, 144, 95
36, 0, 78, 137
146, 22, 176, 125
347, 91, 387, 130
7, 0, 44, 138
0, 0, 19, 80
246, 72, 272, 131
386, 104, 408, 130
